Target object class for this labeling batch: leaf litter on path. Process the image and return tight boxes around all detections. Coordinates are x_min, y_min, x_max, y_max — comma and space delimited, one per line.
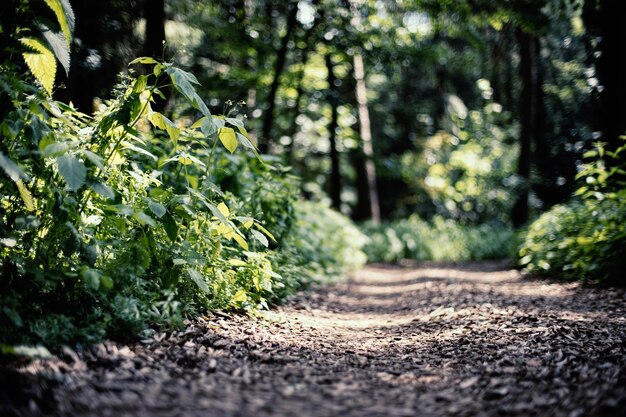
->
2, 261, 626, 417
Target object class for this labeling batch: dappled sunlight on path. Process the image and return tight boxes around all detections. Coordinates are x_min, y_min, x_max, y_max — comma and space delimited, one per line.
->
3, 261, 626, 417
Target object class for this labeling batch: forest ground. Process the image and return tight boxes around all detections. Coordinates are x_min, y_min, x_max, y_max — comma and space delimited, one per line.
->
2, 261, 626, 417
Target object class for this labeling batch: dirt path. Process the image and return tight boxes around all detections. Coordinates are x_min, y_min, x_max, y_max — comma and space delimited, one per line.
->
3, 261, 626, 417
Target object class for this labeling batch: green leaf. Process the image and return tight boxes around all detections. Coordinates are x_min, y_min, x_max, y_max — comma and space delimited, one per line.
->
232, 233, 248, 251
80, 267, 101, 290
226, 117, 244, 128
166, 67, 211, 116
200, 117, 217, 137
0, 152, 28, 182
218, 128, 238, 153
43, 0, 74, 44
187, 268, 209, 293
207, 203, 229, 225
56, 154, 86, 191
81, 149, 104, 169
251, 229, 269, 247
147, 112, 180, 142
148, 200, 167, 218
90, 181, 115, 200
254, 223, 276, 242
129, 57, 158, 65
42, 142, 70, 157
39, 25, 71, 75
16, 180, 35, 212
134, 211, 156, 227
217, 202, 230, 217
232, 288, 248, 303
20, 38, 57, 95
161, 213, 179, 242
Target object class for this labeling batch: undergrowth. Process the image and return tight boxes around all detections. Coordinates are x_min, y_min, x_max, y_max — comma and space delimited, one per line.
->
362, 215, 514, 263
0, 2, 366, 348
519, 140, 626, 284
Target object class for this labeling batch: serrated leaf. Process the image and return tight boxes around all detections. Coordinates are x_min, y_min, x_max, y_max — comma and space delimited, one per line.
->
20, 38, 57, 95
16, 180, 35, 212
43, 0, 74, 44
187, 268, 209, 293
0, 152, 28, 182
90, 182, 115, 200
217, 202, 230, 217
232, 233, 248, 250
218, 128, 238, 153
39, 25, 70, 75
251, 229, 269, 247
148, 200, 167, 218
56, 154, 86, 191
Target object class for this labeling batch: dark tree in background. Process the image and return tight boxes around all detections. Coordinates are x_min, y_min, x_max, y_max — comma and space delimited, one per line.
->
583, 0, 626, 155
57, 0, 138, 113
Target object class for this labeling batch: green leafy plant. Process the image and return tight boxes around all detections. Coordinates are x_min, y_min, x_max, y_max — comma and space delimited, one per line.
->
362, 215, 515, 263
519, 140, 626, 283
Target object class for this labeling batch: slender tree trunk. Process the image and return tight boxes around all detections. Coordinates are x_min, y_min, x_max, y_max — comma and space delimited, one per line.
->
587, 0, 626, 155
512, 29, 536, 228
143, 0, 167, 111
326, 54, 342, 210
259, 3, 299, 153
143, 0, 166, 59
353, 53, 381, 224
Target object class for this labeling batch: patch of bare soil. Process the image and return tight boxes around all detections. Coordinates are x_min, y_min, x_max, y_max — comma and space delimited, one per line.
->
2, 261, 626, 417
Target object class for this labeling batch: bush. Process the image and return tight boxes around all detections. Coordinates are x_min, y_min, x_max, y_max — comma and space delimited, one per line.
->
519, 141, 626, 283
362, 215, 515, 263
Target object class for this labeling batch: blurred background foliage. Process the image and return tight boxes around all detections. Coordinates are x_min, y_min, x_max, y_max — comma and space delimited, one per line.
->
1, 0, 625, 347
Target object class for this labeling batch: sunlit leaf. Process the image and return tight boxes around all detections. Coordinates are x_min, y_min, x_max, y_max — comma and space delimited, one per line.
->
39, 25, 70, 74
232, 288, 248, 303
43, 0, 74, 44
16, 180, 35, 212
130, 57, 158, 65
217, 202, 230, 217
218, 128, 238, 153
20, 38, 57, 95
232, 233, 248, 250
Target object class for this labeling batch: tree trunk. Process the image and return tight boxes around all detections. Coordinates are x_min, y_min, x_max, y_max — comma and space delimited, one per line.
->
512, 29, 535, 228
583, 0, 626, 155
143, 0, 167, 111
259, 3, 299, 153
326, 54, 342, 210
353, 53, 381, 224
143, 0, 166, 59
